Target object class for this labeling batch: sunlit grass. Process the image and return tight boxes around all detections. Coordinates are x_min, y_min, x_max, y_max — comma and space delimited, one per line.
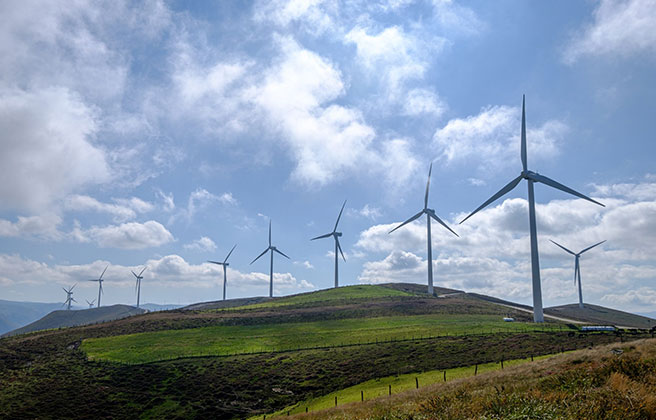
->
81, 313, 563, 364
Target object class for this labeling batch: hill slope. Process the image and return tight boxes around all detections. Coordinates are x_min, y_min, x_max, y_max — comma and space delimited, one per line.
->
3, 304, 145, 336
0, 300, 66, 335
0, 284, 653, 419
545, 303, 656, 329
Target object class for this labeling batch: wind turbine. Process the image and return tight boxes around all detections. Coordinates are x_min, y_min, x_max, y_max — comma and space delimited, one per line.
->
459, 96, 605, 322
251, 221, 289, 298
208, 244, 237, 301
86, 298, 95, 309
389, 163, 459, 296
550, 239, 606, 309
311, 200, 346, 288
131, 267, 147, 308
88, 266, 108, 308
62, 284, 77, 310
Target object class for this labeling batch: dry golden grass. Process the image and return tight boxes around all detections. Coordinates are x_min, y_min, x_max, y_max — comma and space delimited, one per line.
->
280, 338, 656, 420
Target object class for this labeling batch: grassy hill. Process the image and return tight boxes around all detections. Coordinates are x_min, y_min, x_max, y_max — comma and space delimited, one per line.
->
3, 304, 145, 337
0, 284, 653, 419
287, 338, 656, 420
545, 303, 656, 329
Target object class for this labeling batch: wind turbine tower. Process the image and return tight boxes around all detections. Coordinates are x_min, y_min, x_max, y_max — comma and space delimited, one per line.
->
63, 285, 77, 310
460, 96, 605, 322
389, 163, 459, 295
550, 239, 606, 309
131, 267, 147, 308
89, 266, 108, 308
311, 200, 347, 288
208, 244, 237, 301
251, 221, 290, 298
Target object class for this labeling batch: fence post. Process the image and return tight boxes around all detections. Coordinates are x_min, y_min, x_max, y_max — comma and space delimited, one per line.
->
361, 390, 364, 402
335, 396, 337, 407
305, 407, 308, 413
474, 364, 478, 376
415, 377, 419, 389
501, 358, 504, 369
531, 354, 534, 362
443, 371, 446, 382
389, 384, 391, 396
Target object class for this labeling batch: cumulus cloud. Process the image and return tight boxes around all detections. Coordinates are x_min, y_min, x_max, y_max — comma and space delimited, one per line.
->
0, 87, 110, 211
184, 236, 217, 252
0, 214, 63, 240
72, 220, 174, 249
432, 105, 567, 173
564, 0, 656, 63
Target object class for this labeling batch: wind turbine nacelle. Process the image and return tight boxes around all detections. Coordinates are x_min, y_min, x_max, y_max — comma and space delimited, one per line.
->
335, 232, 342, 237
271, 246, 277, 251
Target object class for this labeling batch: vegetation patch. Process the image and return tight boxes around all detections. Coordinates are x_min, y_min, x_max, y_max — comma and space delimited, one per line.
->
81, 314, 564, 363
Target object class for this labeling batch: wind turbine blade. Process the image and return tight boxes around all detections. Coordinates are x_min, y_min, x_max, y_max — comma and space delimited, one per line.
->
71, 283, 77, 291
274, 248, 290, 259
521, 95, 527, 172
389, 210, 424, 234
311, 232, 333, 241
527, 173, 605, 207
71, 298, 77, 303
460, 175, 523, 224
268, 220, 272, 247
131, 270, 139, 278
138, 267, 147, 277
207, 260, 223, 265
428, 212, 459, 237
579, 240, 606, 255
250, 248, 269, 265
336, 237, 346, 262
333, 200, 347, 232
99, 265, 108, 280
62, 287, 68, 293
549, 239, 575, 256
224, 244, 237, 263
424, 163, 433, 209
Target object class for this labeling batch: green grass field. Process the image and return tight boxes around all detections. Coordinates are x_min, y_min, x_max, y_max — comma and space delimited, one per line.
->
258, 353, 557, 418
81, 313, 564, 364
214, 284, 415, 311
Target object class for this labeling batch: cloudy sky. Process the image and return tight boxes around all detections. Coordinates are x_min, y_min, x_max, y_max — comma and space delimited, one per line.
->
1, 0, 655, 313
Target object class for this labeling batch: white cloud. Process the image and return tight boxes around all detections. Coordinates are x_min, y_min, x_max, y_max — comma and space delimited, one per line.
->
564, 0, 656, 63
0, 214, 63, 240
348, 204, 383, 220
294, 260, 315, 269
253, 0, 334, 35
402, 88, 447, 117
432, 105, 566, 173
0, 87, 110, 212
184, 237, 217, 252
73, 220, 174, 249
64, 195, 136, 223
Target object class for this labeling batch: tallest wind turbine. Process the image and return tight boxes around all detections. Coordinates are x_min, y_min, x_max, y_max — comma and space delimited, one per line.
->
389, 163, 459, 295
460, 96, 605, 322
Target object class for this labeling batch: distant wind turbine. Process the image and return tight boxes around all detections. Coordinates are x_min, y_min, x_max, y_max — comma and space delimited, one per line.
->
131, 267, 147, 308
62, 284, 77, 310
251, 221, 289, 298
208, 244, 237, 301
550, 239, 606, 309
389, 163, 458, 296
312, 200, 347, 288
459, 96, 605, 322
86, 298, 95, 309
88, 266, 108, 308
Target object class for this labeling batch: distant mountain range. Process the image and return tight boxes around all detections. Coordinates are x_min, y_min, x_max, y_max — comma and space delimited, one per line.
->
0, 300, 183, 336
2, 304, 146, 337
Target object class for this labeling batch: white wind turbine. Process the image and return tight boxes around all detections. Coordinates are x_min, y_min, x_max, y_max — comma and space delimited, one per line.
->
131, 267, 147, 308
63, 284, 77, 310
311, 200, 347, 288
88, 266, 108, 308
86, 299, 95, 309
251, 221, 290, 298
208, 244, 237, 301
460, 96, 605, 322
389, 163, 458, 295
550, 239, 606, 309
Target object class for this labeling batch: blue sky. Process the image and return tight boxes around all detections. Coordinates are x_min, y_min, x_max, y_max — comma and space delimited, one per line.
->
1, 0, 655, 313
